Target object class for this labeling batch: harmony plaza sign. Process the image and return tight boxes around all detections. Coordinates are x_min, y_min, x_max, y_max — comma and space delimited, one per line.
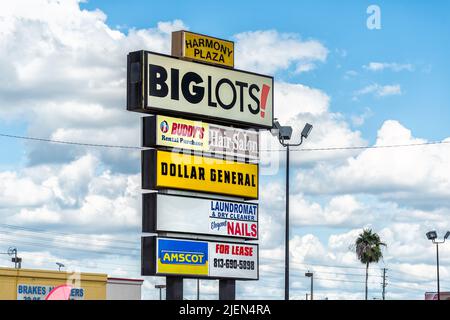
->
142, 149, 259, 199
143, 193, 258, 240
142, 115, 259, 160
142, 237, 258, 280
172, 30, 234, 68
127, 51, 273, 129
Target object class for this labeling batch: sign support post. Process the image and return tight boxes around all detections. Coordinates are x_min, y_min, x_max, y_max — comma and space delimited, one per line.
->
166, 277, 183, 300
219, 279, 235, 300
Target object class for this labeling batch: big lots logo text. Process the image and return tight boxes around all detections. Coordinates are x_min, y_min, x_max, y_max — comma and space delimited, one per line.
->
149, 64, 271, 118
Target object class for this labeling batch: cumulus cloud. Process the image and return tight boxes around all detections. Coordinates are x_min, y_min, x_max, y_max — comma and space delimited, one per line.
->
296, 120, 450, 208
0, 0, 187, 172
363, 62, 414, 72
234, 30, 328, 74
354, 83, 402, 98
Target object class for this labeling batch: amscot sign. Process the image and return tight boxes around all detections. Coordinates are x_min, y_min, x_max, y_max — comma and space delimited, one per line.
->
143, 193, 258, 239
127, 51, 273, 129
142, 149, 259, 199
172, 30, 234, 68
142, 115, 259, 160
142, 237, 258, 280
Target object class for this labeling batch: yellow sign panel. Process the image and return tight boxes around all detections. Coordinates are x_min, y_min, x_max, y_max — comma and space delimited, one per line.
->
153, 150, 258, 199
173, 31, 234, 68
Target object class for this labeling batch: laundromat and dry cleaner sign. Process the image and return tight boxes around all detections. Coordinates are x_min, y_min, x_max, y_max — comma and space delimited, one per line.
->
141, 237, 258, 280
127, 51, 273, 129
142, 115, 259, 160
172, 30, 234, 68
143, 193, 258, 240
142, 149, 258, 199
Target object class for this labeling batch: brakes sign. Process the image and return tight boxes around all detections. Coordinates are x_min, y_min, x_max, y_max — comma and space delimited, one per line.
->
138, 52, 273, 129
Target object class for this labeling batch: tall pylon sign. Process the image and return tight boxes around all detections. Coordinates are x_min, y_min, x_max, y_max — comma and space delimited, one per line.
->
126, 30, 274, 300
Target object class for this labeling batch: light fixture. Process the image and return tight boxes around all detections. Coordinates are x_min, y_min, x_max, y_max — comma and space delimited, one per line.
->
426, 231, 437, 241
445, 231, 450, 240
301, 123, 313, 139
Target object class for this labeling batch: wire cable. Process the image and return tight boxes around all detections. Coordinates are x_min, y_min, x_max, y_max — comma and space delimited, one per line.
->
2, 132, 450, 152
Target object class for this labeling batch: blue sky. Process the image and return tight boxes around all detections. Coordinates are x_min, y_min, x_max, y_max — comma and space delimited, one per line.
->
81, 0, 450, 142
1, 0, 450, 300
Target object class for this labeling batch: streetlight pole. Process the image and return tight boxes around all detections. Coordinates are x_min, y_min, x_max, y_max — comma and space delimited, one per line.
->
436, 243, 440, 300
272, 121, 313, 301
426, 230, 450, 301
285, 144, 289, 301
305, 271, 313, 300
155, 284, 166, 300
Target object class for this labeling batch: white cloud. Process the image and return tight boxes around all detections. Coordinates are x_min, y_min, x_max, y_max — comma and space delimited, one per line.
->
364, 62, 414, 72
354, 83, 402, 98
0, 0, 187, 171
234, 30, 328, 74
296, 120, 450, 208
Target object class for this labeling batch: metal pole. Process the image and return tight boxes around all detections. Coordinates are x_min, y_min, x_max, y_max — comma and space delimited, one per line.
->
436, 243, 440, 300
285, 145, 290, 301
310, 273, 313, 300
159, 288, 162, 300
382, 268, 386, 300
166, 277, 183, 300
197, 279, 200, 300
219, 279, 236, 300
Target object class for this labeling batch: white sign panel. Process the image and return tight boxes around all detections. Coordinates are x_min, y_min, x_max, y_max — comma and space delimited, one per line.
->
147, 115, 259, 160
17, 284, 84, 300
145, 193, 258, 240
209, 241, 258, 279
139, 51, 273, 129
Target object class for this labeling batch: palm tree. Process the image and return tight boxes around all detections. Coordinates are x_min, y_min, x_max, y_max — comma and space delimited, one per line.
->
355, 229, 386, 300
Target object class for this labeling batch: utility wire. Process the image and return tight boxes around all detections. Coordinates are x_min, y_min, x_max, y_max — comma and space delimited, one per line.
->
1, 132, 450, 152
0, 133, 142, 150
0, 223, 139, 245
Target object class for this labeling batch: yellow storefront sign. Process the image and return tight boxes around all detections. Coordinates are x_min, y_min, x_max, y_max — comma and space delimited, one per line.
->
172, 30, 234, 68
147, 150, 258, 199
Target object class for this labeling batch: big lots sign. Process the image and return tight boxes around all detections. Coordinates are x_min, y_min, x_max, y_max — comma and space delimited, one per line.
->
127, 51, 273, 129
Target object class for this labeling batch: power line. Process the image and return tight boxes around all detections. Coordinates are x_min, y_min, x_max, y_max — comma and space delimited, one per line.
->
0, 133, 142, 150
0, 223, 139, 245
1, 132, 450, 152
264, 140, 450, 152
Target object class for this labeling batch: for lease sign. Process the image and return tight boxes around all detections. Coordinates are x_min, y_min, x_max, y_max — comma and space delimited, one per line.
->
143, 115, 259, 160
127, 51, 273, 129
143, 193, 258, 239
143, 237, 258, 280
142, 149, 259, 199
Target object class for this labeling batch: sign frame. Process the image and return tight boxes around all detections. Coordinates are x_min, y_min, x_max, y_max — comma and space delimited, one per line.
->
142, 193, 259, 240
141, 149, 259, 200
127, 50, 274, 129
141, 236, 259, 281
